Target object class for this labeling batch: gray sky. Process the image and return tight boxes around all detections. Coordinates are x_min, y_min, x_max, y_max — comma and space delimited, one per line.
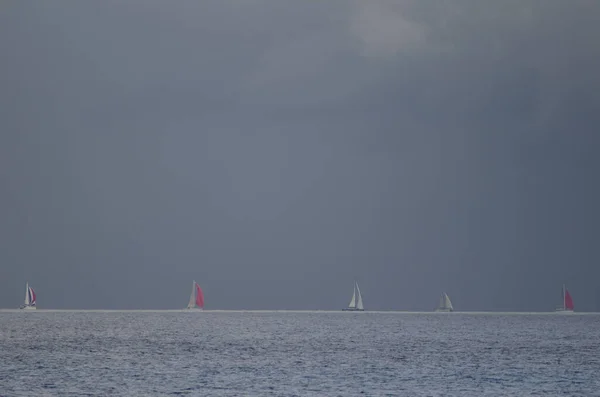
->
1, 1, 599, 311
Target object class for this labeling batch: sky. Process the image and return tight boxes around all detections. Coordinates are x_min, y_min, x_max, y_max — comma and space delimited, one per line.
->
1, 1, 599, 311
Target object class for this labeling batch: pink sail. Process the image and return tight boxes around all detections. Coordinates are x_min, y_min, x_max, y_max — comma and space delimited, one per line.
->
29, 288, 36, 305
195, 283, 204, 309
565, 289, 574, 310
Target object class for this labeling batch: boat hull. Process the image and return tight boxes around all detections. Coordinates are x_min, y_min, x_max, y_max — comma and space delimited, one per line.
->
342, 308, 364, 312
435, 309, 453, 312
20, 306, 36, 310
554, 309, 575, 314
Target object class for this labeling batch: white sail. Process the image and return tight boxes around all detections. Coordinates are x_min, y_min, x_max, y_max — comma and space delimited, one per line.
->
343, 281, 364, 311
20, 282, 36, 310
356, 282, 364, 310
436, 292, 453, 311
444, 293, 453, 311
187, 281, 196, 309
24, 282, 30, 306
348, 284, 356, 308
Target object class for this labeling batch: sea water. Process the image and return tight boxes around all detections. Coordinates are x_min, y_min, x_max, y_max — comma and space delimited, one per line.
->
1, 311, 599, 396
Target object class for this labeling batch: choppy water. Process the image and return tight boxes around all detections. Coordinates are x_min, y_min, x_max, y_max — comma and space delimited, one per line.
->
1, 311, 599, 396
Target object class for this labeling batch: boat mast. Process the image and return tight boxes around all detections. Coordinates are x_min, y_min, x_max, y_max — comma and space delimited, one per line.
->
187, 280, 196, 309
24, 282, 29, 306
346, 281, 358, 309
193, 280, 196, 308
441, 293, 446, 310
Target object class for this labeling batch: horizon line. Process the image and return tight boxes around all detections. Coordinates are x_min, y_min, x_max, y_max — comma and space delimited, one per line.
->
1, 309, 599, 314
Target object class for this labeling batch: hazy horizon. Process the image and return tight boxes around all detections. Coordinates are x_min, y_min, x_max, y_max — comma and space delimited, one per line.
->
1, 1, 599, 311
2, 309, 600, 314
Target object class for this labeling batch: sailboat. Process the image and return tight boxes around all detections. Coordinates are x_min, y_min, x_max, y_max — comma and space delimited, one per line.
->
185, 280, 204, 310
435, 292, 454, 312
20, 282, 37, 310
342, 281, 364, 311
555, 284, 574, 313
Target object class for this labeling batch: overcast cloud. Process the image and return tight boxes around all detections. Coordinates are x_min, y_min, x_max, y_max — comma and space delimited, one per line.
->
1, 0, 599, 310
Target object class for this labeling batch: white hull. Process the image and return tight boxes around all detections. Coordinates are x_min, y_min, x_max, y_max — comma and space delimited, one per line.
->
185, 307, 203, 311
555, 309, 575, 314
435, 308, 453, 312
20, 306, 36, 310
342, 308, 364, 312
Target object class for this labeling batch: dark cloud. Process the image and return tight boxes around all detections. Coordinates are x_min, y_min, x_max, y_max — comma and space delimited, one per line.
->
1, 1, 599, 310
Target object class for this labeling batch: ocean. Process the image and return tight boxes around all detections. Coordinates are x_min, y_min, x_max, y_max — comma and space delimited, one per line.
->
1, 311, 599, 396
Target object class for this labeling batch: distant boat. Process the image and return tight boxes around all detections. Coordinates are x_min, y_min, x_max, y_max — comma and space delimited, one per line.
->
186, 280, 204, 310
343, 281, 364, 311
435, 292, 454, 312
20, 282, 36, 310
555, 284, 574, 313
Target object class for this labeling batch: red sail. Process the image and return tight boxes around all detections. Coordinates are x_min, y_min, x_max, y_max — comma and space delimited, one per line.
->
565, 289, 574, 310
195, 283, 204, 309
30, 288, 36, 304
